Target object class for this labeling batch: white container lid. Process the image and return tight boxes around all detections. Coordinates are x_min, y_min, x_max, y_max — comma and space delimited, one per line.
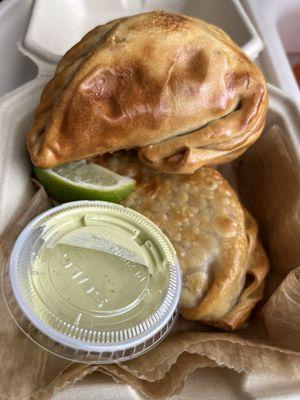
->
22, 0, 263, 71
3, 201, 181, 363
243, 0, 300, 108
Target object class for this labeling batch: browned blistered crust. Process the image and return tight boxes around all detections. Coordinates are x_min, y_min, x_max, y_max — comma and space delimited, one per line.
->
27, 11, 268, 173
95, 152, 269, 329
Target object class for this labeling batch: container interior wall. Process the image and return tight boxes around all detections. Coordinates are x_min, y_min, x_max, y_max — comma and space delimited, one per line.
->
23, 0, 256, 65
235, 114, 300, 295
0, 0, 38, 96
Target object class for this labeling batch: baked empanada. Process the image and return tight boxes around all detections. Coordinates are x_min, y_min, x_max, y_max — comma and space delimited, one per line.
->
27, 11, 268, 173
95, 152, 269, 330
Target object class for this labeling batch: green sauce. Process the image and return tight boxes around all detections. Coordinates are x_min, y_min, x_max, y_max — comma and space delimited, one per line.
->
14, 203, 178, 347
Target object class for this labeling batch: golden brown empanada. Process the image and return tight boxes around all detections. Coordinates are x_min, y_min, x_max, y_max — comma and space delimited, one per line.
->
95, 152, 269, 330
27, 11, 268, 173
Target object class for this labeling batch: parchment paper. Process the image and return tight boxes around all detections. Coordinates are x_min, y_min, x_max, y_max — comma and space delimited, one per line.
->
1, 126, 300, 400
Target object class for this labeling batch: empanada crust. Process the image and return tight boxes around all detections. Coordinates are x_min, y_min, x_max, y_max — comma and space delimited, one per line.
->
27, 11, 268, 173
95, 152, 269, 329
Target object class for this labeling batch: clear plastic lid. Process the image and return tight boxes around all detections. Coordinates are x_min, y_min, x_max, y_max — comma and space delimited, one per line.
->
3, 201, 181, 363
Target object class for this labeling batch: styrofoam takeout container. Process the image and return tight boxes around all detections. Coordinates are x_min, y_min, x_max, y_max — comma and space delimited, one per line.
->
1, 0, 300, 398
243, 0, 300, 108
2, 82, 300, 400
0, 0, 37, 97
0, 0, 264, 236
22, 0, 262, 73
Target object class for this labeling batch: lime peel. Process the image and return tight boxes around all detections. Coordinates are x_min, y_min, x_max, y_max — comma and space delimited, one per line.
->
33, 160, 136, 203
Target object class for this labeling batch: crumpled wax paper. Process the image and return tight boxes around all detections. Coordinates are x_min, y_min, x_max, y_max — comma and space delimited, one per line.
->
1, 126, 300, 400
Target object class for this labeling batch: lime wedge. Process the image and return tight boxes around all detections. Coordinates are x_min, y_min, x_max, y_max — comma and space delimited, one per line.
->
33, 160, 136, 203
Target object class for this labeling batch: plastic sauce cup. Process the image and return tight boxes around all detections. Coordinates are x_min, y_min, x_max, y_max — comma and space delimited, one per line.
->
3, 201, 181, 363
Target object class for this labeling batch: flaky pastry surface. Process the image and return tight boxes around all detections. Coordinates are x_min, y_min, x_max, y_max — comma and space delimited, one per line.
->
96, 152, 269, 329
27, 11, 268, 173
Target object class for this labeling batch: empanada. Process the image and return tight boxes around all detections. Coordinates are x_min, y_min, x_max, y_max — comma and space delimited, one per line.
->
95, 152, 269, 330
27, 11, 268, 173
